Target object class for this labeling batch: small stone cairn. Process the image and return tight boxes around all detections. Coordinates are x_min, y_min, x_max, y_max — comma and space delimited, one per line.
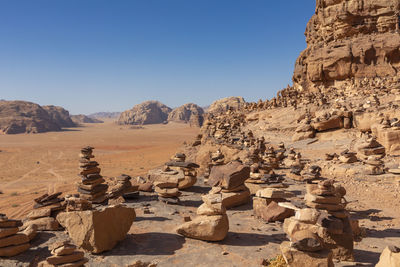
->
25, 192, 65, 231
77, 146, 108, 204
204, 149, 225, 182
0, 213, 36, 257
253, 188, 295, 222
154, 168, 182, 204
356, 136, 386, 175
176, 193, 229, 241
38, 240, 88, 267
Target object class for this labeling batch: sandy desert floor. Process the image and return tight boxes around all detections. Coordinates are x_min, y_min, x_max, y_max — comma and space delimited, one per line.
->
0, 121, 199, 219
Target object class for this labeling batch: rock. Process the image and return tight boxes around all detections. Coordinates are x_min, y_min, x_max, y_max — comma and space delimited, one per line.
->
256, 188, 294, 199
0, 243, 30, 257
376, 246, 400, 267
46, 251, 84, 265
42, 105, 76, 128
0, 100, 62, 134
22, 224, 38, 241
280, 241, 334, 267
118, 101, 171, 125
56, 205, 136, 253
207, 96, 246, 114
23, 217, 60, 231
0, 227, 19, 239
253, 199, 295, 222
70, 114, 103, 124
295, 208, 320, 224
290, 230, 324, 252
27, 208, 52, 220
208, 161, 250, 190
176, 214, 229, 241
312, 116, 343, 132
197, 203, 226, 216
0, 233, 29, 248
221, 188, 251, 209
168, 103, 204, 125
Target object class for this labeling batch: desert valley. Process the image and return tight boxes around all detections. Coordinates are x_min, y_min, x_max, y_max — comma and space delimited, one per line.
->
2, 0, 400, 267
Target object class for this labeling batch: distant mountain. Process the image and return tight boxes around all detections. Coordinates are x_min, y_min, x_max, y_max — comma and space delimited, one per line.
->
118, 101, 171, 125
0, 100, 63, 134
42, 105, 76, 128
71, 114, 103, 124
168, 103, 204, 127
208, 96, 246, 114
88, 112, 121, 119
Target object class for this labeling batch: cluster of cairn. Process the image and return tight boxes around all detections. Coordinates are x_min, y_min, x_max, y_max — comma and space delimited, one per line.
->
176, 193, 229, 241
38, 240, 88, 267
204, 149, 225, 182
207, 160, 251, 209
0, 214, 36, 257
338, 149, 358, 164
165, 153, 200, 189
253, 188, 295, 222
281, 180, 354, 265
25, 192, 65, 231
108, 174, 137, 201
77, 146, 108, 204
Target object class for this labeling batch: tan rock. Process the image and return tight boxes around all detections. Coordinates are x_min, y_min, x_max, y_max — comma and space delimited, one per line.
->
256, 188, 294, 199
376, 246, 400, 267
178, 176, 197, 189
304, 193, 341, 205
22, 224, 38, 241
280, 241, 334, 267
56, 205, 136, 253
176, 214, 229, 241
0, 227, 19, 239
27, 208, 52, 220
0, 243, 30, 257
0, 233, 29, 248
295, 208, 321, 224
46, 251, 84, 265
221, 188, 251, 209
23, 217, 60, 231
196, 203, 226, 216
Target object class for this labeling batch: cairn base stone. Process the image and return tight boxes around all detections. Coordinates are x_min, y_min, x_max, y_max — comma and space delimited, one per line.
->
176, 214, 229, 241
280, 241, 334, 267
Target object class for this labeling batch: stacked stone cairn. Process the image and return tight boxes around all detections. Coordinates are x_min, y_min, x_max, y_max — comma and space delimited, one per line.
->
176, 193, 229, 241
263, 146, 280, 170
24, 192, 65, 231
356, 137, 386, 175
64, 194, 92, 212
153, 169, 182, 205
338, 149, 358, 164
280, 180, 354, 265
77, 146, 108, 204
207, 160, 251, 209
38, 240, 88, 267
204, 149, 225, 182
165, 155, 200, 190
300, 165, 322, 182
0, 213, 37, 257
108, 174, 138, 201
253, 188, 295, 222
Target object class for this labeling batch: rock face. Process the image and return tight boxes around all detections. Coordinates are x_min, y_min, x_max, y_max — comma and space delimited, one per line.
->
42, 105, 76, 128
56, 205, 136, 254
118, 101, 172, 125
71, 114, 103, 124
168, 103, 204, 126
293, 0, 400, 92
0, 101, 62, 134
207, 97, 246, 114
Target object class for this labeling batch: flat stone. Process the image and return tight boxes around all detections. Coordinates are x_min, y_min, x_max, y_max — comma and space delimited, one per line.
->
0, 219, 22, 228
47, 251, 84, 265
280, 241, 334, 267
0, 233, 29, 248
176, 214, 229, 241
0, 227, 19, 239
304, 193, 341, 205
0, 243, 30, 257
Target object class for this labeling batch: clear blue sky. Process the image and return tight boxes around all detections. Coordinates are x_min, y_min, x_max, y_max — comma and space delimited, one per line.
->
0, 1, 315, 114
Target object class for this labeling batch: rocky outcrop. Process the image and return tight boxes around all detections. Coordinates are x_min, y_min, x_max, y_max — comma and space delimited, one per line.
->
71, 114, 103, 124
168, 103, 204, 126
0, 101, 62, 134
293, 0, 400, 92
207, 97, 246, 114
89, 112, 121, 119
118, 101, 172, 125
42, 105, 76, 128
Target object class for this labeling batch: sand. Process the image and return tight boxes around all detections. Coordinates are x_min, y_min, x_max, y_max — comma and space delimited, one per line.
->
0, 121, 198, 219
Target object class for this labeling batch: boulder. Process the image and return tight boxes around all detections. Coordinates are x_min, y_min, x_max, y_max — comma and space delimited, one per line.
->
57, 205, 136, 253
176, 214, 229, 241
118, 101, 171, 125
376, 246, 400, 267
208, 161, 250, 190
253, 199, 294, 222
280, 241, 334, 267
167, 103, 204, 125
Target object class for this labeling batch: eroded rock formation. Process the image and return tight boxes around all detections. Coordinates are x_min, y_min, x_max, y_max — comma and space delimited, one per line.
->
168, 103, 204, 125
118, 101, 172, 125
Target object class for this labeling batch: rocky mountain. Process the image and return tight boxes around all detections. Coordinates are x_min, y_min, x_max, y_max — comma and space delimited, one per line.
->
71, 115, 103, 124
168, 103, 204, 126
118, 101, 172, 125
207, 97, 246, 114
0, 101, 62, 134
294, 0, 400, 92
42, 105, 76, 128
89, 112, 121, 119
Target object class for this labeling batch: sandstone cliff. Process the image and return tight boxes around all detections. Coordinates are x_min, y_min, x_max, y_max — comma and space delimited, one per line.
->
294, 0, 400, 92
168, 103, 204, 125
118, 101, 172, 125
42, 105, 76, 128
0, 101, 62, 134
207, 97, 246, 114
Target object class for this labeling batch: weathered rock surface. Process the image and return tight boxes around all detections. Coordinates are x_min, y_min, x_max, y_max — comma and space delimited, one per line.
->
207, 96, 246, 114
176, 214, 229, 241
42, 105, 76, 128
56, 205, 136, 253
168, 103, 204, 125
0, 101, 62, 134
118, 101, 172, 125
208, 161, 250, 190
293, 0, 400, 92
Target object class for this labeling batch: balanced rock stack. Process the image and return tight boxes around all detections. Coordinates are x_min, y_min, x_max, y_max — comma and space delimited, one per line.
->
299, 165, 322, 182
245, 171, 288, 195
204, 149, 225, 182
253, 188, 295, 222
64, 194, 92, 212
153, 169, 181, 204
165, 153, 200, 189
263, 146, 280, 170
338, 149, 358, 164
356, 137, 386, 175
77, 146, 108, 204
303, 180, 354, 261
108, 174, 138, 200
207, 160, 251, 209
24, 192, 64, 231
38, 240, 88, 267
176, 193, 229, 241
0, 214, 37, 257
